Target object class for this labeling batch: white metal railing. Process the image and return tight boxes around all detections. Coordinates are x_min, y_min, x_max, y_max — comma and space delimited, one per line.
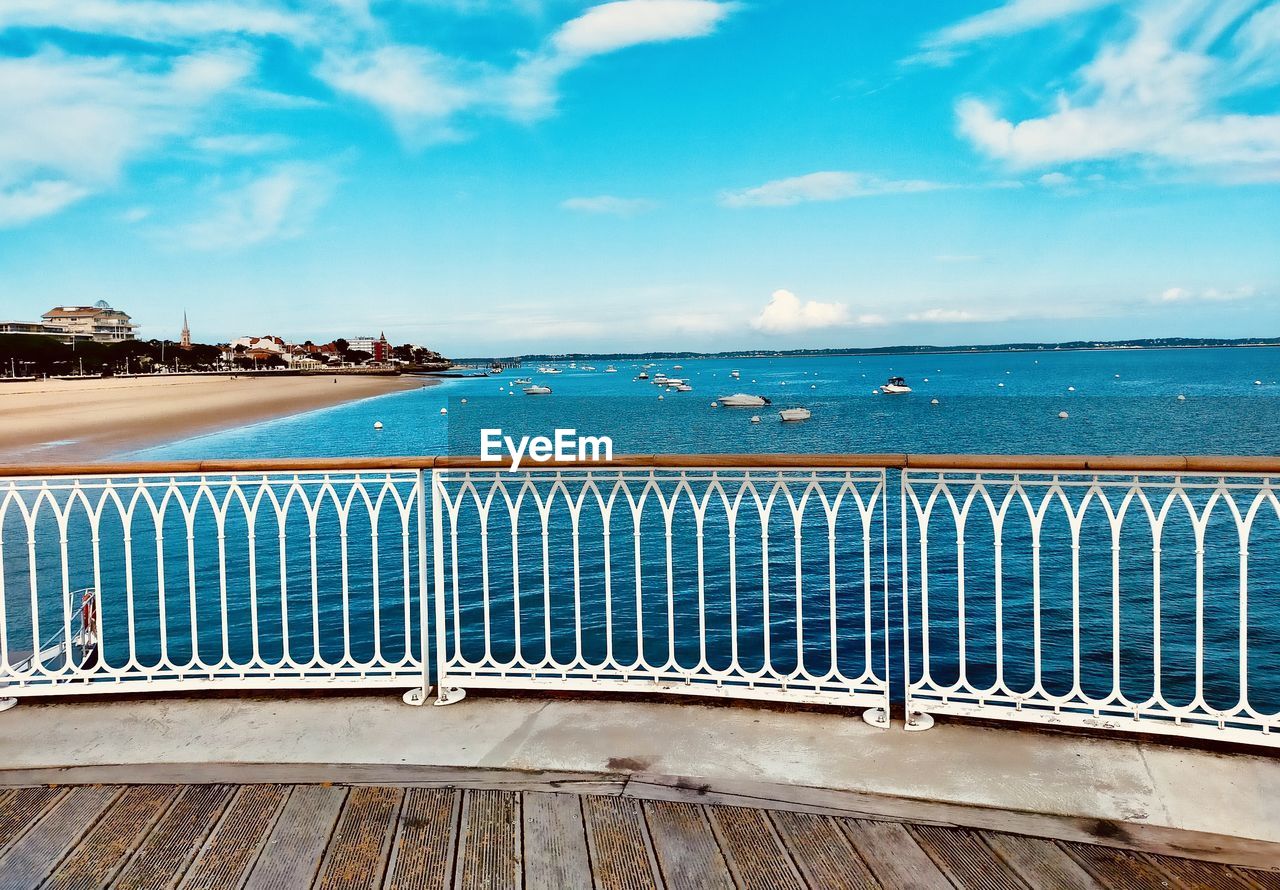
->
4, 457, 1280, 750
902, 469, 1280, 745
432, 467, 891, 715
0, 470, 429, 700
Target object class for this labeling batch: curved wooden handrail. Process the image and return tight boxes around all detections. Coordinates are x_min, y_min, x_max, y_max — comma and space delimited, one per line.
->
1, 453, 1280, 476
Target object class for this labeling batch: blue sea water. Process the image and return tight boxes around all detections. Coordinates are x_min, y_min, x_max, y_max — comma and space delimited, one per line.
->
6, 348, 1280, 723
135, 347, 1280, 460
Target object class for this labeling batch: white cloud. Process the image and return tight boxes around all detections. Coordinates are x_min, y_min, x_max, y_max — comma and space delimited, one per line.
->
0, 0, 312, 43
750, 289, 884, 333
320, 2, 740, 137
317, 46, 481, 142
192, 134, 292, 155
1158, 285, 1258, 303
179, 163, 335, 250
719, 171, 942, 208
0, 48, 254, 226
951, 1, 1280, 178
552, 0, 736, 57
1038, 171, 1073, 188
914, 0, 1121, 64
0, 181, 91, 227
560, 195, 657, 215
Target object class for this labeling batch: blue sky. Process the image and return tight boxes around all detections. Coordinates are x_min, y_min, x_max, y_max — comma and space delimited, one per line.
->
0, 0, 1278, 354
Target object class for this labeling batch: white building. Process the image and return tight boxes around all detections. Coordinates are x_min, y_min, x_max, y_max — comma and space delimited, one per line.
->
41, 301, 136, 342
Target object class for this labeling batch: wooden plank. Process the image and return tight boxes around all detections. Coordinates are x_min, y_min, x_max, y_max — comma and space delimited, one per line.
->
385, 788, 460, 890
982, 831, 1101, 890
244, 785, 346, 890
1061, 841, 1192, 890
767, 810, 881, 890
582, 796, 661, 890
44, 784, 179, 890
0, 785, 119, 889
908, 823, 1028, 890
1239, 867, 1280, 889
315, 785, 402, 890
622, 771, 1280, 871
1146, 853, 1275, 889
0, 786, 66, 853
113, 784, 237, 890
705, 805, 803, 890
523, 792, 592, 890
454, 789, 520, 890
178, 784, 289, 890
839, 819, 953, 890
642, 801, 734, 890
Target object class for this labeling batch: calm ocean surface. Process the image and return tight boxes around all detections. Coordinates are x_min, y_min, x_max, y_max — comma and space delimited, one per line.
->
7, 348, 1278, 716
135, 347, 1280, 460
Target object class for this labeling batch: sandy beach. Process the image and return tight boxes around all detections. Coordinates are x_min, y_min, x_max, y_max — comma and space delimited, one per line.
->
0, 374, 427, 462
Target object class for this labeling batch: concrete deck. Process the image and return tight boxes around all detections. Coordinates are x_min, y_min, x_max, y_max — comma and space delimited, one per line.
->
1, 694, 1278, 869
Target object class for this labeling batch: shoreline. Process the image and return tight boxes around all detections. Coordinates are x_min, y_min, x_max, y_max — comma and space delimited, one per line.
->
0, 374, 431, 463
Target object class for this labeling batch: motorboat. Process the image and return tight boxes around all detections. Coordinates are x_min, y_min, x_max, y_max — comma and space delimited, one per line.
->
730, 369, 741, 379
523, 385, 552, 395
881, 376, 911, 394
605, 366, 618, 373
674, 383, 693, 392
780, 407, 812, 422
717, 393, 771, 407
537, 366, 563, 374
673, 365, 683, 370
512, 377, 532, 385
581, 365, 596, 371
638, 371, 649, 380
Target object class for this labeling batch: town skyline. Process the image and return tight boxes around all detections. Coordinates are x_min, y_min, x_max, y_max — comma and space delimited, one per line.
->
1, 1, 1278, 353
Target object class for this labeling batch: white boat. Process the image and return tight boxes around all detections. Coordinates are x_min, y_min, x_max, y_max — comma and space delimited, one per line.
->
512, 377, 532, 385
523, 385, 552, 395
718, 393, 771, 407
780, 407, 812, 422
730, 369, 741, 379
537, 366, 562, 374
673, 365, 683, 370
582, 365, 596, 371
881, 376, 912, 394
638, 371, 649, 380
674, 383, 693, 392
662, 378, 685, 386
605, 366, 618, 373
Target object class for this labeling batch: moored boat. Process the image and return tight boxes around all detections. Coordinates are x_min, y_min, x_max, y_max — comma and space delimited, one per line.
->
523, 385, 552, 395
717, 393, 771, 407
780, 407, 811, 422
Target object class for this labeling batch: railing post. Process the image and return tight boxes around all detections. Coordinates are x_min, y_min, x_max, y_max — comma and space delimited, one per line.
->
403, 468, 432, 706
432, 467, 465, 706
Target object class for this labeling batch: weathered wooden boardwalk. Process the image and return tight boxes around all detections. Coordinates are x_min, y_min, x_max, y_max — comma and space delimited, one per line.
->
0, 783, 1276, 889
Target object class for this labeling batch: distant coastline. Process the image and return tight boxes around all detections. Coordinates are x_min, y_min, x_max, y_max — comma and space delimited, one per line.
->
459, 336, 1280, 364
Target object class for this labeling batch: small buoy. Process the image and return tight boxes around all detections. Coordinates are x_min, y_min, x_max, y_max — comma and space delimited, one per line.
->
781, 382, 786, 386
1067, 386, 1075, 392
711, 401, 718, 407
1114, 374, 1120, 378
810, 384, 816, 389
872, 389, 879, 394
508, 391, 514, 396
923, 378, 929, 382
1255, 380, 1263, 386
440, 407, 447, 415
1177, 394, 1186, 401
750, 415, 761, 423
1058, 411, 1069, 419
460, 398, 467, 404
658, 395, 664, 400
997, 382, 1005, 387
930, 398, 939, 405
373, 421, 383, 430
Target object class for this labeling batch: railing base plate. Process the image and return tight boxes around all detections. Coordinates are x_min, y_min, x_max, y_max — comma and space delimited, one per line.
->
905, 711, 935, 732
861, 707, 890, 729
434, 687, 467, 707
0, 698, 16, 713
401, 687, 432, 707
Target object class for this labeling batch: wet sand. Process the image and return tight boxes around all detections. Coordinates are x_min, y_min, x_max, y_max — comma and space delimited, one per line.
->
0, 374, 427, 463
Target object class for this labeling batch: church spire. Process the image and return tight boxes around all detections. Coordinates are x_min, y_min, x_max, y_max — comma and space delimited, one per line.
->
180, 311, 191, 350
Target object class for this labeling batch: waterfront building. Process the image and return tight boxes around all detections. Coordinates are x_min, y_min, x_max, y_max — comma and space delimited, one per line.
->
347, 332, 391, 362
41, 300, 136, 342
